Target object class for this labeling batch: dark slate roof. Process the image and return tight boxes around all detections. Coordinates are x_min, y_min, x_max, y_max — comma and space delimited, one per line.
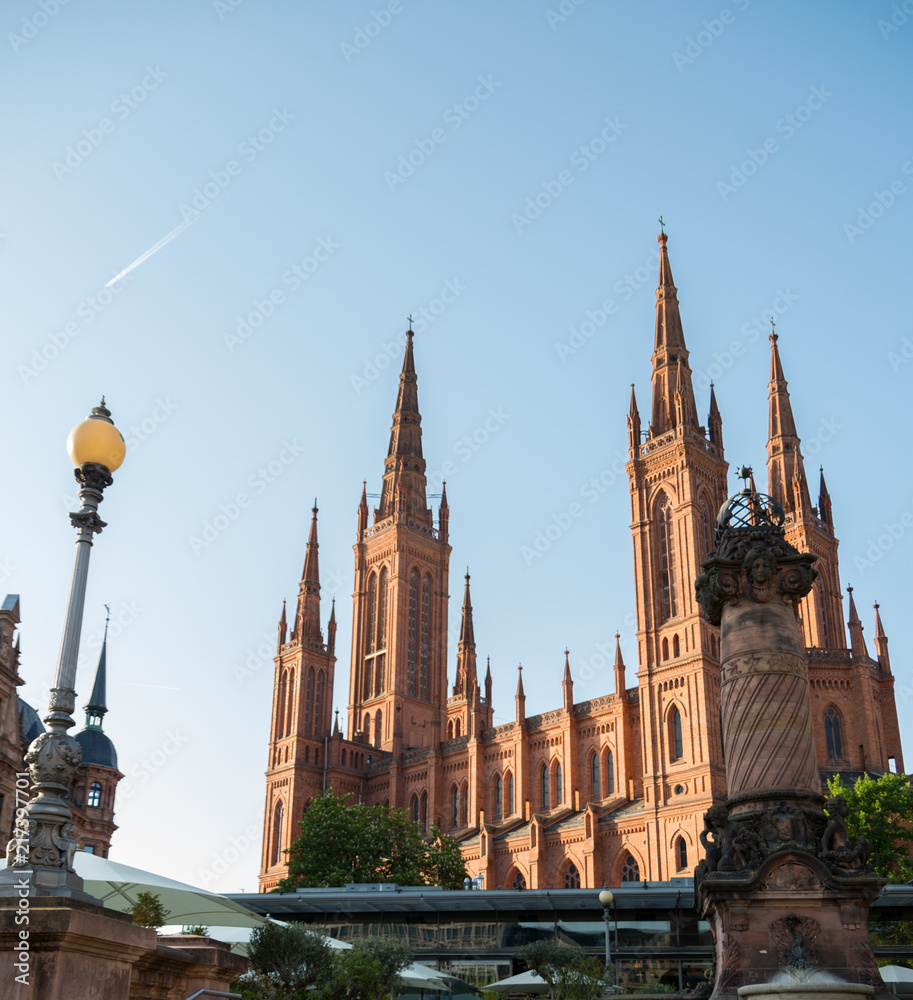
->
18, 697, 45, 745
75, 727, 118, 769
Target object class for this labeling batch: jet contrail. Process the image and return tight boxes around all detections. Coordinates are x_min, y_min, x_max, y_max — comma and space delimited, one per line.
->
105, 215, 196, 287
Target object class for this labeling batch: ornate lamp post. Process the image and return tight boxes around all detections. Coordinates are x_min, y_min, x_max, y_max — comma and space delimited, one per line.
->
598, 888, 614, 986
1, 400, 124, 897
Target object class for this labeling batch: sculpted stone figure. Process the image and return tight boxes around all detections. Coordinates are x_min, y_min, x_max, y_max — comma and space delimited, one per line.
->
821, 795, 851, 853
700, 804, 728, 872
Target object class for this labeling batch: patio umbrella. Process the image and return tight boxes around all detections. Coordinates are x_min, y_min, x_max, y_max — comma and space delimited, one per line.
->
1, 854, 267, 928
483, 970, 550, 994
880, 967, 913, 983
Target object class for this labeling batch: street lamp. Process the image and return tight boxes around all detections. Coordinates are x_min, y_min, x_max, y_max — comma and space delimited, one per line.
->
598, 889, 615, 989
1, 399, 124, 897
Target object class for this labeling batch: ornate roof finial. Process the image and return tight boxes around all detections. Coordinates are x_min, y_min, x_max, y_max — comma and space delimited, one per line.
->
658, 215, 665, 236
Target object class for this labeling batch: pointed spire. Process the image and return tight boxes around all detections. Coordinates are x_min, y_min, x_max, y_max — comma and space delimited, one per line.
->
327, 598, 337, 657
846, 585, 869, 659
485, 656, 492, 702
438, 481, 449, 542
627, 384, 641, 455
379, 327, 428, 520
333, 708, 340, 736
650, 231, 698, 437
296, 502, 323, 644
459, 571, 475, 648
454, 570, 477, 695
767, 329, 810, 514
873, 602, 891, 673
358, 480, 368, 535
516, 663, 526, 723
708, 382, 723, 450
613, 632, 626, 697
562, 649, 573, 712
818, 467, 833, 528
278, 599, 287, 647
84, 608, 109, 728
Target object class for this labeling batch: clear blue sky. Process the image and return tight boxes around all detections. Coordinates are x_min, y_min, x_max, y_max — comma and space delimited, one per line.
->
2, 1, 911, 894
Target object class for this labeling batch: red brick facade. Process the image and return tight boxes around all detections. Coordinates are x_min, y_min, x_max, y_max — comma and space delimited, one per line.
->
259, 233, 905, 892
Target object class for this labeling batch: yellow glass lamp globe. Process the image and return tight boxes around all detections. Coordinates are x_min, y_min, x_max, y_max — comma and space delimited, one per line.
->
66, 399, 126, 472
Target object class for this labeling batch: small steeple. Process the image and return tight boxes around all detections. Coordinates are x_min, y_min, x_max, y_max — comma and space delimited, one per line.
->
295, 502, 323, 644
84, 607, 110, 729
278, 599, 287, 647
846, 586, 869, 659
358, 480, 368, 536
708, 383, 723, 450
873, 602, 891, 673
818, 467, 833, 529
484, 656, 492, 703
439, 481, 449, 542
516, 663, 526, 723
613, 632, 626, 697
454, 571, 477, 695
767, 329, 810, 514
562, 649, 573, 712
627, 384, 641, 455
650, 230, 699, 437
327, 598, 337, 658
333, 708, 340, 736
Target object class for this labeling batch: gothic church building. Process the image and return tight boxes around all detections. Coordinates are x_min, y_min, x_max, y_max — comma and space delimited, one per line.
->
259, 232, 904, 891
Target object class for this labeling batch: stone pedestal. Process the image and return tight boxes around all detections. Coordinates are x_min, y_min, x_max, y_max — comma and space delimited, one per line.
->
740, 982, 875, 1000
0, 897, 247, 999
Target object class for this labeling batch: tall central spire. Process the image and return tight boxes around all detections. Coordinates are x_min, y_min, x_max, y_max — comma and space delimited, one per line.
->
454, 571, 477, 695
295, 502, 323, 644
767, 331, 810, 514
650, 231, 698, 436
378, 326, 430, 522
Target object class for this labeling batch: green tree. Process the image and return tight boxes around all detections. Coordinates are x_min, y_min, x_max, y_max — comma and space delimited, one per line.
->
131, 890, 169, 929
324, 937, 413, 1000
517, 940, 609, 1000
827, 772, 913, 882
276, 790, 468, 891
241, 922, 335, 999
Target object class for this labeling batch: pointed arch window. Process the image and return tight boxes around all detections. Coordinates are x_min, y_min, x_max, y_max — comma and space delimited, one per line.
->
698, 495, 714, 563
564, 862, 581, 889
420, 575, 432, 701
407, 568, 419, 696
276, 671, 288, 739
656, 493, 677, 622
374, 709, 383, 749
315, 669, 326, 738
374, 568, 388, 696
507, 772, 514, 816
675, 835, 688, 871
271, 800, 284, 866
541, 764, 550, 810
606, 748, 615, 795
494, 775, 503, 820
554, 762, 563, 805
452, 786, 460, 828
591, 752, 601, 799
420, 791, 428, 832
620, 853, 640, 882
460, 782, 469, 827
670, 707, 684, 761
88, 782, 102, 808
672, 634, 680, 658
305, 667, 315, 737
454, 717, 461, 739
285, 672, 294, 737
364, 572, 377, 698
824, 707, 843, 761
511, 870, 527, 891
410, 794, 419, 823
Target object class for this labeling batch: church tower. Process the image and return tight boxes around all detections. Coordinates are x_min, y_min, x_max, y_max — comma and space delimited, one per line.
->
348, 328, 451, 752
625, 230, 730, 877
766, 331, 844, 649
260, 503, 337, 885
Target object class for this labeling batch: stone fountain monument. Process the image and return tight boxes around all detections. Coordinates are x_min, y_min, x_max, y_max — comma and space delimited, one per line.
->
694, 475, 893, 1000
